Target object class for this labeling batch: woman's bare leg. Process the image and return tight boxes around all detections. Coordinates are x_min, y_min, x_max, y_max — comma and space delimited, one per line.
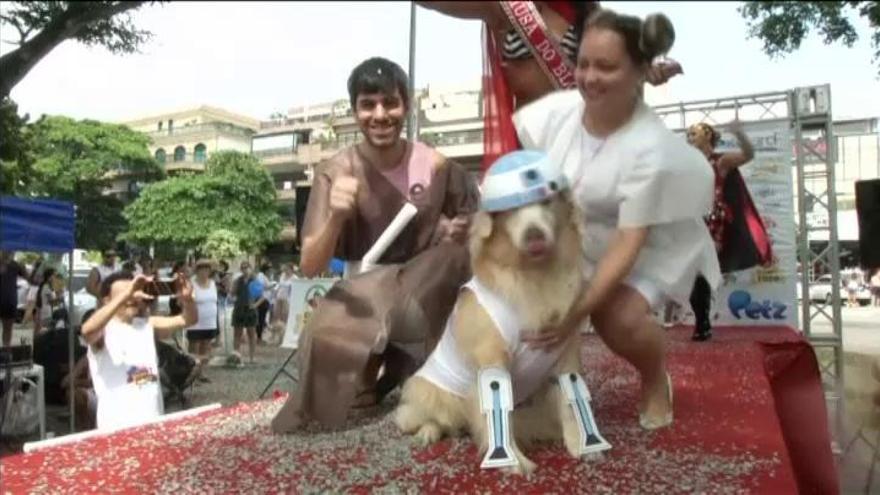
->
591, 284, 671, 426
234, 326, 243, 354
246, 327, 256, 363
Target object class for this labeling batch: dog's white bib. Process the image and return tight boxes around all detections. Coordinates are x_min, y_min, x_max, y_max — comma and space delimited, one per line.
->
415, 277, 566, 404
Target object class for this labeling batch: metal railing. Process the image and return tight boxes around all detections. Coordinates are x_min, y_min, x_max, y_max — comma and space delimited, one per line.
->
253, 147, 298, 159
148, 122, 255, 139
260, 111, 355, 130
159, 153, 206, 166
420, 129, 483, 147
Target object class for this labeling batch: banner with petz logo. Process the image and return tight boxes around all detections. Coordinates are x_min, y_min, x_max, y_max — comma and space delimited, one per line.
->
673, 120, 798, 329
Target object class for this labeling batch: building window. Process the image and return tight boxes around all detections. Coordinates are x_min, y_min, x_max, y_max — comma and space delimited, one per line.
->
155, 148, 166, 164
194, 143, 207, 163
157, 121, 163, 131
173, 146, 186, 162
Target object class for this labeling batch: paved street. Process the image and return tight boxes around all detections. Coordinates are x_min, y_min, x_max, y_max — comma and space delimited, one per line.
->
801, 303, 880, 356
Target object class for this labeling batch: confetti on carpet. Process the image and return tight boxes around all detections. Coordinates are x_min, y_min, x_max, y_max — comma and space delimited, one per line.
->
1, 327, 836, 494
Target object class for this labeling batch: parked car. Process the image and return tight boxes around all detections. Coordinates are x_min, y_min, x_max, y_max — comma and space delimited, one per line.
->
808, 274, 872, 305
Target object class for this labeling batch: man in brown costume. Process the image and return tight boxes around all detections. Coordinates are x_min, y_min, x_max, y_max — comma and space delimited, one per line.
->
271, 57, 479, 432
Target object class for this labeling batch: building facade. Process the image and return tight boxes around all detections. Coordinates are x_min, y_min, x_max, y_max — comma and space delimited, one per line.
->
123, 106, 260, 173
120, 87, 878, 260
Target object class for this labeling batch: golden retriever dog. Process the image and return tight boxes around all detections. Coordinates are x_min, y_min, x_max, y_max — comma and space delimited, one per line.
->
395, 186, 596, 475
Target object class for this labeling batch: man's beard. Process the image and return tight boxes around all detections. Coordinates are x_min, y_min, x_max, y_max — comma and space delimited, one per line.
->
362, 121, 402, 149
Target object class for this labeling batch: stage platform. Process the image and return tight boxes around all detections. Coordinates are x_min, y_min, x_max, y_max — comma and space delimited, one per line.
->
0, 327, 838, 493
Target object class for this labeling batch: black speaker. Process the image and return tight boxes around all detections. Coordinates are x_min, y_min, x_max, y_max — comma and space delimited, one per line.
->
294, 185, 311, 249
855, 178, 880, 269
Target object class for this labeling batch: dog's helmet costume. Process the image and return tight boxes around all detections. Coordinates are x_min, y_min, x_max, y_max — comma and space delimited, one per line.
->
480, 150, 569, 212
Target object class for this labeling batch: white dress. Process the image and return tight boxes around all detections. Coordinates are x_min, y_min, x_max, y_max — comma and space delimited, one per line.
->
514, 90, 721, 305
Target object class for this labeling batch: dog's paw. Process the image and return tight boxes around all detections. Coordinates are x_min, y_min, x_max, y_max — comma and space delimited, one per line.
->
563, 430, 582, 459
393, 404, 419, 434
503, 452, 537, 477
414, 423, 443, 446
559, 405, 585, 459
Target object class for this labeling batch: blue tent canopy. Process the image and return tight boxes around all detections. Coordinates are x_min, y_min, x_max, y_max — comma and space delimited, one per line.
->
1, 195, 75, 253
2, 195, 79, 434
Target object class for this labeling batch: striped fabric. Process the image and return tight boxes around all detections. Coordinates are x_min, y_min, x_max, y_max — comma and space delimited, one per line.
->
502, 25, 579, 62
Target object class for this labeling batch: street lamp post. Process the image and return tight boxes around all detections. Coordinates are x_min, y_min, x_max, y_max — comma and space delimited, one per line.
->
407, 2, 418, 142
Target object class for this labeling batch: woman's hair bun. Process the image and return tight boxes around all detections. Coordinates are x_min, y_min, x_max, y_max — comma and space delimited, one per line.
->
640, 13, 675, 60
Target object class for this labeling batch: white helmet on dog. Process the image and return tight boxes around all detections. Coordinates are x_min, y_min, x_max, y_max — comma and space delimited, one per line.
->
480, 150, 569, 213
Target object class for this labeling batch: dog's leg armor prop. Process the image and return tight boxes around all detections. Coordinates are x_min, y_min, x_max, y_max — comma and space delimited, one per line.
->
478, 367, 518, 469
558, 373, 612, 455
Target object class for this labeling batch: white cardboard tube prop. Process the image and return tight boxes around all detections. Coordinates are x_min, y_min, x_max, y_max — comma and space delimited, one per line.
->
23, 403, 222, 453
359, 202, 418, 274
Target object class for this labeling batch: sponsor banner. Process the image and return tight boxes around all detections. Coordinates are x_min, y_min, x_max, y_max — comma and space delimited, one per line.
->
281, 278, 338, 349
678, 120, 798, 328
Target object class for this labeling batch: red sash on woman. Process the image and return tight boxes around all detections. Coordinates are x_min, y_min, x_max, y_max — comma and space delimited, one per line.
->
481, 1, 580, 173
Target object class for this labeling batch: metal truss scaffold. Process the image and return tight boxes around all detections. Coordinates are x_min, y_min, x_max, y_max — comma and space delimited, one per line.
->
652, 85, 844, 453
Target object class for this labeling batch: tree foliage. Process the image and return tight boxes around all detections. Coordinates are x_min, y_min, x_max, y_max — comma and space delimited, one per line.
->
739, 1, 880, 75
5, 115, 163, 249
123, 151, 282, 254
0, 97, 33, 193
0, 1, 159, 98
27, 116, 162, 193
200, 229, 244, 261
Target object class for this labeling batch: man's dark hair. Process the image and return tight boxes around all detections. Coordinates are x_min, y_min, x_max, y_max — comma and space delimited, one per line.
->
347, 57, 409, 111
100, 271, 133, 299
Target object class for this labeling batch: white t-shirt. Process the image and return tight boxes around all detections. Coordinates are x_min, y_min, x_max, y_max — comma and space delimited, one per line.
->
38, 284, 57, 322
415, 278, 565, 405
187, 279, 218, 331
87, 317, 163, 430
95, 264, 117, 282
256, 273, 275, 303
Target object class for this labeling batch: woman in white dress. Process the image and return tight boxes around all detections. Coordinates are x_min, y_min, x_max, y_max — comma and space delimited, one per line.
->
272, 263, 297, 328
186, 259, 218, 379
514, 8, 721, 429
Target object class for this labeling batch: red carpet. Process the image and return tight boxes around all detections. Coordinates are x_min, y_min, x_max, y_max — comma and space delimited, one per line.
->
1, 327, 837, 494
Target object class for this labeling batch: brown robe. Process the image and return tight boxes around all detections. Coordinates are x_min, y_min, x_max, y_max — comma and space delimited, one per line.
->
271, 141, 479, 432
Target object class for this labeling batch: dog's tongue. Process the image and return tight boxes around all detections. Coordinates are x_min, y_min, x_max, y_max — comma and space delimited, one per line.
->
527, 238, 548, 256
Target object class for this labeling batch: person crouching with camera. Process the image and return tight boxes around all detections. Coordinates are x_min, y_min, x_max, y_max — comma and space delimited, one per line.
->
81, 271, 196, 431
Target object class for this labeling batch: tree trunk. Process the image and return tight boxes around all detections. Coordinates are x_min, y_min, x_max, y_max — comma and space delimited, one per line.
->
0, 2, 146, 99
0, 22, 70, 99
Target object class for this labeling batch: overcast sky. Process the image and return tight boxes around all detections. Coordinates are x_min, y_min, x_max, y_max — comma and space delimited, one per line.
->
3, 1, 879, 123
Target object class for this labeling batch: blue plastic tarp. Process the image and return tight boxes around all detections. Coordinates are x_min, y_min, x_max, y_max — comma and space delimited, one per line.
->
0, 195, 76, 253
